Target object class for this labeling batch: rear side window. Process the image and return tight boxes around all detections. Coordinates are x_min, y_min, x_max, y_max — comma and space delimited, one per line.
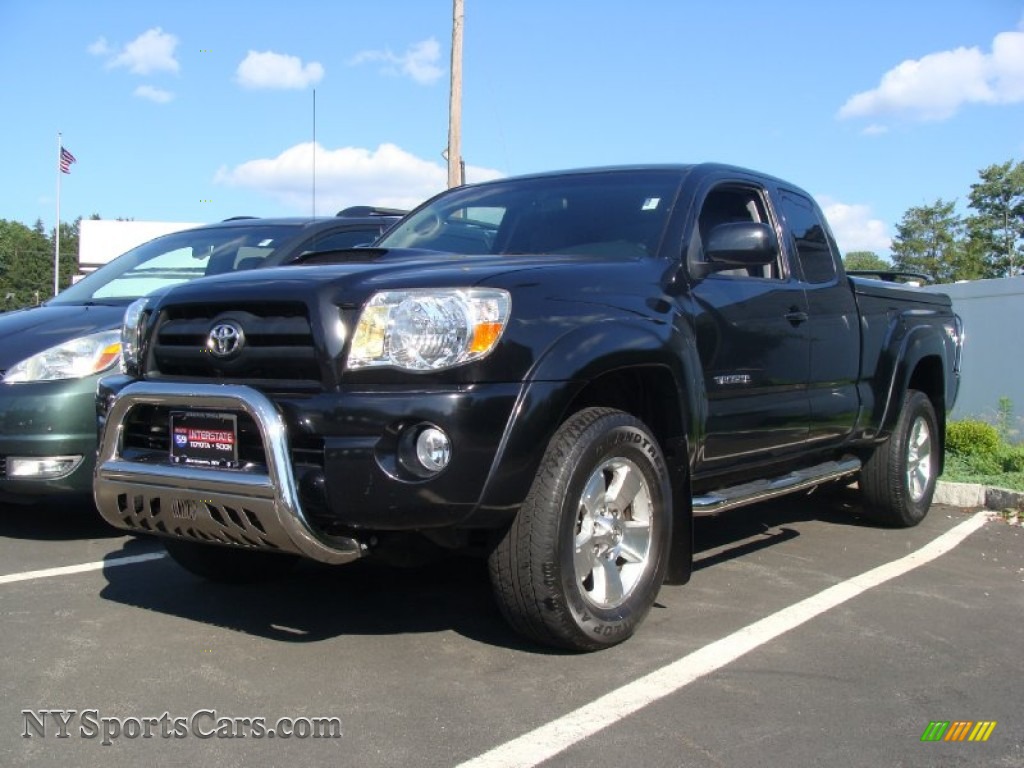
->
779, 191, 837, 284
300, 227, 385, 256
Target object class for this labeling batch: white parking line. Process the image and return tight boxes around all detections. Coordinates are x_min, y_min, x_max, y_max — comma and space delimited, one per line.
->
457, 511, 991, 768
0, 552, 167, 586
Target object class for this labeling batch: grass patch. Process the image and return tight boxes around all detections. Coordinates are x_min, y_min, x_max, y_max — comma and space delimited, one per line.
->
941, 450, 1024, 492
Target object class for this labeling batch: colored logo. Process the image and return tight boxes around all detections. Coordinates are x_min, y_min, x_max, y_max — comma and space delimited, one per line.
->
173, 432, 188, 448
921, 720, 997, 742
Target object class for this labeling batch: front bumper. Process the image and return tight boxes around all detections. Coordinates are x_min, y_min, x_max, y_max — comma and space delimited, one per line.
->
94, 379, 523, 563
0, 376, 99, 501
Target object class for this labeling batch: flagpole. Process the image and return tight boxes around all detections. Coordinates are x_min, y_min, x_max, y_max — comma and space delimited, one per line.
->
54, 132, 61, 297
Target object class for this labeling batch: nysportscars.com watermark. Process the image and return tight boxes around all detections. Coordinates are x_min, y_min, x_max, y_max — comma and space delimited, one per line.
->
22, 709, 342, 746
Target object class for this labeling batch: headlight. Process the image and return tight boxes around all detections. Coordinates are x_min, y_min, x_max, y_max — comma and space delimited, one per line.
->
348, 288, 510, 371
3, 330, 122, 383
122, 297, 150, 372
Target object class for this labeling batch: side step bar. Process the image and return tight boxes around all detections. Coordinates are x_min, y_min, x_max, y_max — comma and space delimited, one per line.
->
692, 457, 861, 516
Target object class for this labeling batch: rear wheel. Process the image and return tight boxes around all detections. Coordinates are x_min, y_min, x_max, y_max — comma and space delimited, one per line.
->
488, 408, 673, 651
163, 539, 298, 583
859, 389, 939, 527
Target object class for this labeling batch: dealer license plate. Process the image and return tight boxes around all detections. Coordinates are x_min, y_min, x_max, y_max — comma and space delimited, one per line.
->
169, 411, 239, 468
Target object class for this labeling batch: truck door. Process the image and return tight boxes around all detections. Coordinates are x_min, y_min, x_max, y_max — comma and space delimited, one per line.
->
686, 182, 811, 470
776, 189, 860, 444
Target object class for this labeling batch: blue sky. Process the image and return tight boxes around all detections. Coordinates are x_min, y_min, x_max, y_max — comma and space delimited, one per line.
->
2, 1, 1022, 257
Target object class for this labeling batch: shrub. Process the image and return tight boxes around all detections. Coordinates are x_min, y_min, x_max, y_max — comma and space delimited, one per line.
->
945, 420, 1001, 457
1000, 445, 1024, 473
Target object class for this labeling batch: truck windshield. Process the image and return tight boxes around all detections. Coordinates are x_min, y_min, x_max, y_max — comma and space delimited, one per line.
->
377, 169, 682, 258
50, 224, 301, 305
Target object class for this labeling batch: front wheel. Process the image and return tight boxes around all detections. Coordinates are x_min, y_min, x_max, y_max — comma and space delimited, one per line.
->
163, 539, 298, 583
859, 389, 940, 527
488, 408, 673, 651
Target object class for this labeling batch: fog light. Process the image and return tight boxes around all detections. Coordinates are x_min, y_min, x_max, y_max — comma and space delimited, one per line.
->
415, 427, 451, 473
8, 455, 84, 479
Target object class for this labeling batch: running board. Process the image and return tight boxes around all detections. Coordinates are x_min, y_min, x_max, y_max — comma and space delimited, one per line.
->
692, 457, 861, 516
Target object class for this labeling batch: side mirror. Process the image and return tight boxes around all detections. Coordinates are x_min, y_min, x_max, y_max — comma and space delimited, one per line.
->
705, 222, 778, 267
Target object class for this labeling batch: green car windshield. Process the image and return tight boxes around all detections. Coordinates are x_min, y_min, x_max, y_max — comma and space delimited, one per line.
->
50, 224, 301, 305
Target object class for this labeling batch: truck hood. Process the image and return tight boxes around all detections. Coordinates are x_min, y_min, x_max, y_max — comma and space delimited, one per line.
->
0, 303, 127, 369
145, 248, 644, 307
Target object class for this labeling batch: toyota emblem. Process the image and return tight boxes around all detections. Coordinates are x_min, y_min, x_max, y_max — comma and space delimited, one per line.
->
206, 321, 245, 357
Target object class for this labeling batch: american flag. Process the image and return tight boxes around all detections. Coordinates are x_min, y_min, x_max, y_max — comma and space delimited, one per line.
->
59, 147, 76, 174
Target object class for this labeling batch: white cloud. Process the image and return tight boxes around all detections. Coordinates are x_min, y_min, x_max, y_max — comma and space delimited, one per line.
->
838, 26, 1024, 122
817, 196, 892, 254
134, 85, 174, 103
351, 38, 444, 85
214, 142, 502, 213
87, 37, 110, 56
98, 28, 180, 75
236, 50, 324, 90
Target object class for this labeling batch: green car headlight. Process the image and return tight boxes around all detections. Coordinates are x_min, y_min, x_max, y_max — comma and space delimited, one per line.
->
3, 329, 123, 383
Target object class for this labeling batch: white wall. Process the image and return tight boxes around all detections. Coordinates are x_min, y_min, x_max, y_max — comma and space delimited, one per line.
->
78, 220, 202, 270
923, 277, 1024, 434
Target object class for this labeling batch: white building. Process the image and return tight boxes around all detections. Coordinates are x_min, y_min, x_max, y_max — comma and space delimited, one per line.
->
923, 277, 1024, 436
77, 219, 202, 273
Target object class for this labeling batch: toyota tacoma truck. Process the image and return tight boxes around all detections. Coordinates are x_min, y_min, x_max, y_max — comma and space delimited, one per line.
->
93, 164, 962, 651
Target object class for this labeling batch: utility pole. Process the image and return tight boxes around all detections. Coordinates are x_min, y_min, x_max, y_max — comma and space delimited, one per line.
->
447, 0, 464, 188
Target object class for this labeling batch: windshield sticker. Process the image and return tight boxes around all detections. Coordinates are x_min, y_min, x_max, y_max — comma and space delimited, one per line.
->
257, 239, 274, 247
641, 198, 661, 211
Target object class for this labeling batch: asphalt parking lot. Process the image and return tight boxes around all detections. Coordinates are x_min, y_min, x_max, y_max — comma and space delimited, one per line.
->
2, 491, 1021, 768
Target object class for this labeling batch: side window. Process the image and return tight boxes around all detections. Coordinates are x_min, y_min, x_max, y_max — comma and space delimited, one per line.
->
691, 185, 781, 279
778, 191, 837, 284
301, 228, 382, 256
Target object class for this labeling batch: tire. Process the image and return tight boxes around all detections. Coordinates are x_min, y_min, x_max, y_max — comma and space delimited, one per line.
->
859, 389, 940, 527
163, 539, 298, 584
488, 408, 673, 651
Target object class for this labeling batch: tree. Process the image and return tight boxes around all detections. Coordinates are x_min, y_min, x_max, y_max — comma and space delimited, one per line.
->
843, 251, 890, 272
966, 160, 1024, 277
0, 219, 52, 309
890, 199, 969, 283
54, 217, 82, 292
0, 217, 87, 311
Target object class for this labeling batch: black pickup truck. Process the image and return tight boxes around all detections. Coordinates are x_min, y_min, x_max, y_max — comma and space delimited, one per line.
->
93, 164, 962, 651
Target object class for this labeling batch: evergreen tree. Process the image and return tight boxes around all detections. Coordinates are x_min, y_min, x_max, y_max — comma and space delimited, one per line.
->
890, 200, 964, 283
966, 160, 1024, 277
843, 251, 890, 272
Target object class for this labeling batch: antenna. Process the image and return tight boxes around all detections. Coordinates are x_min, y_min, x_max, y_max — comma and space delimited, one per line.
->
312, 88, 317, 218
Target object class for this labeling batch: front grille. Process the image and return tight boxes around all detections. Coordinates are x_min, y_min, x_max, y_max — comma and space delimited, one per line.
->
121, 404, 324, 469
0, 456, 6, 478
147, 302, 321, 387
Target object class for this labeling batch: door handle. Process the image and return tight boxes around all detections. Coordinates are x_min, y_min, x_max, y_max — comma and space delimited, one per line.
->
785, 309, 809, 326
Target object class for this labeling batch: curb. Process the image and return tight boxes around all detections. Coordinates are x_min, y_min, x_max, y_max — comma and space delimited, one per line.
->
934, 480, 1024, 510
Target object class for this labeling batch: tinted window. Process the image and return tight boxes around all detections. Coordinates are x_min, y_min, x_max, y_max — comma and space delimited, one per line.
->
300, 227, 385, 256
779, 191, 837, 284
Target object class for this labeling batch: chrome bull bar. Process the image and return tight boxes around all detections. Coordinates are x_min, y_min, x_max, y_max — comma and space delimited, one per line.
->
93, 381, 363, 565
